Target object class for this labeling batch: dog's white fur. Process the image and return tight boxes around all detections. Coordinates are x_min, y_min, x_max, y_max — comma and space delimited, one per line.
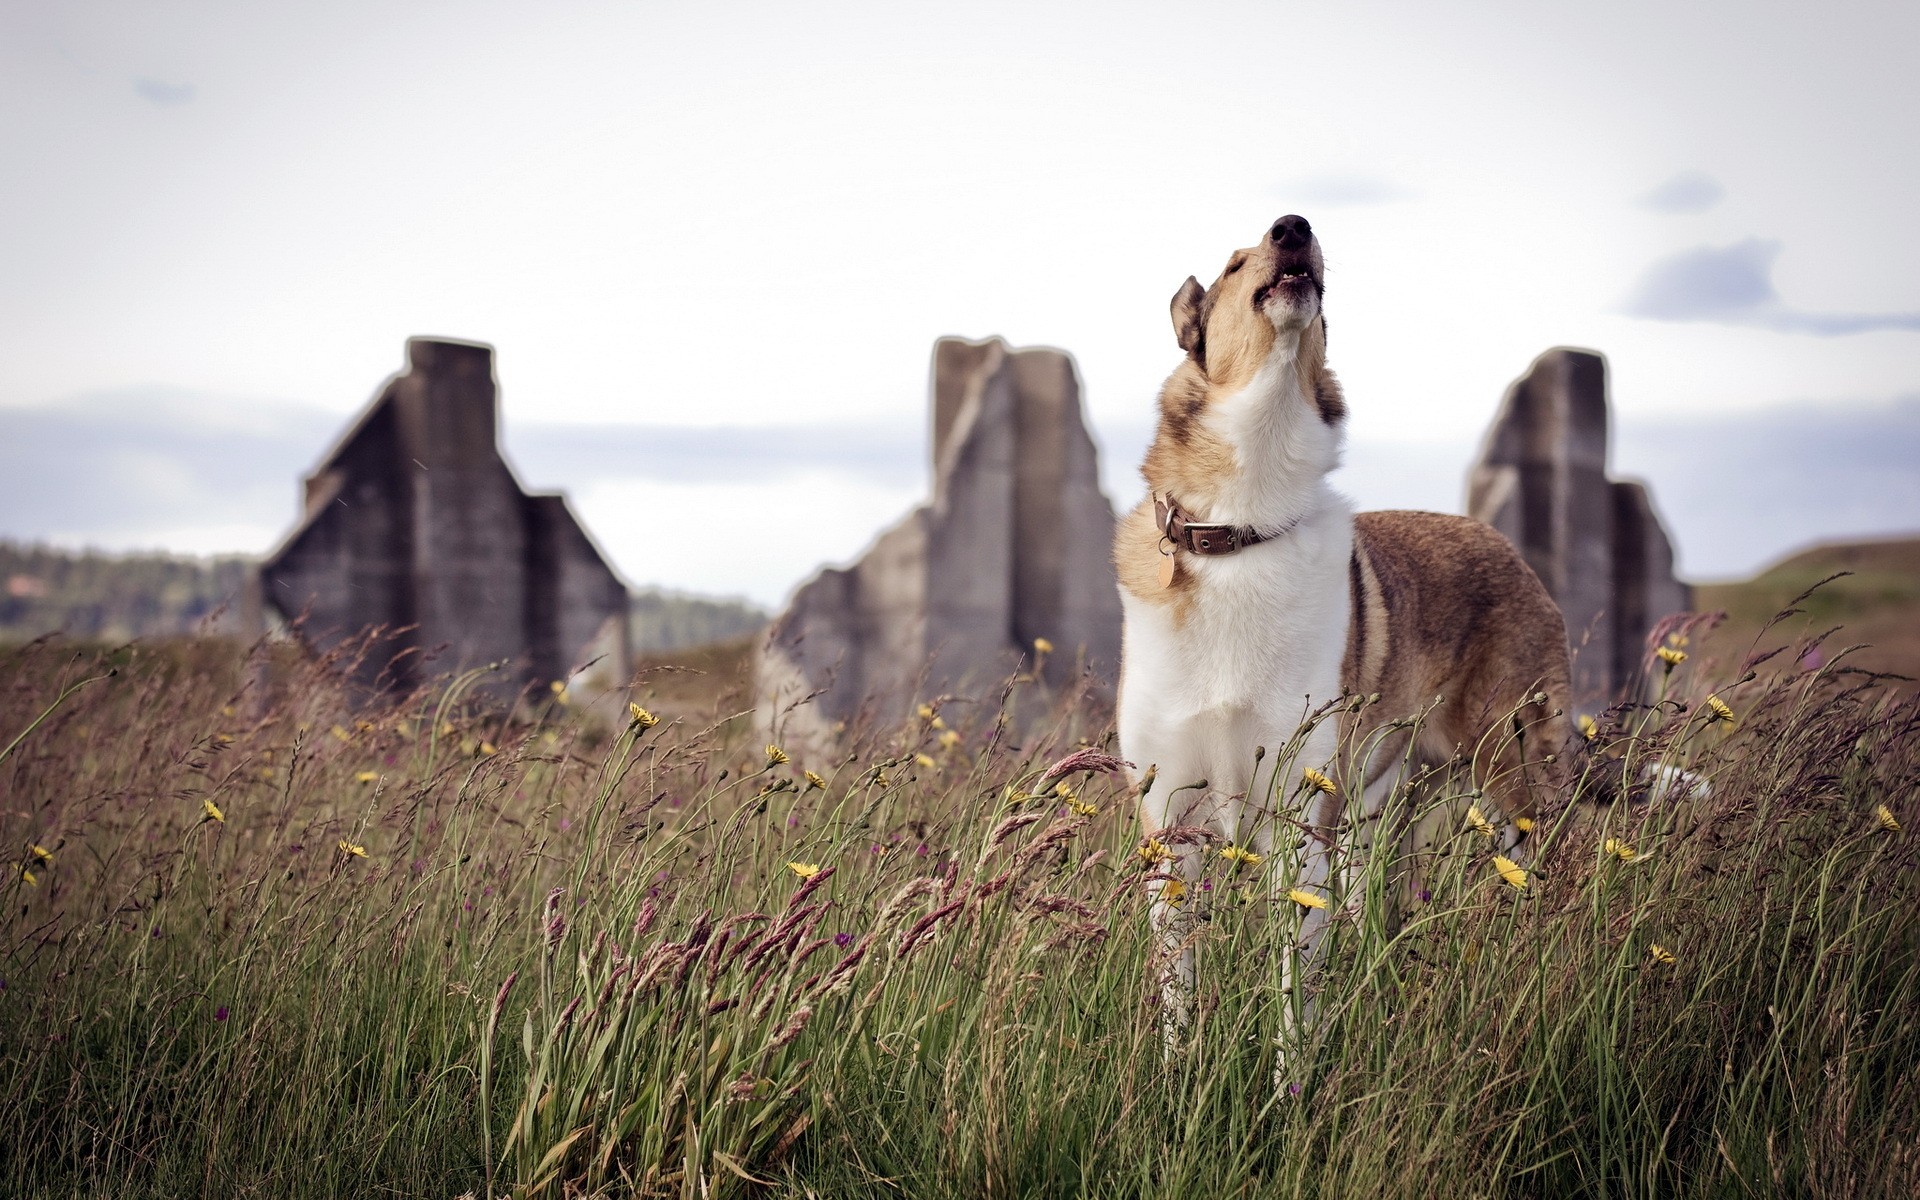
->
1117, 301, 1353, 1057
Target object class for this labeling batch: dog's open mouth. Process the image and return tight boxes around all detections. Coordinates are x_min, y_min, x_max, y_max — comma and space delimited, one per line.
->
1254, 261, 1316, 307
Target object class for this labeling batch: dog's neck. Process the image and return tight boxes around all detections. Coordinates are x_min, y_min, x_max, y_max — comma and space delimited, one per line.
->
1155, 331, 1344, 532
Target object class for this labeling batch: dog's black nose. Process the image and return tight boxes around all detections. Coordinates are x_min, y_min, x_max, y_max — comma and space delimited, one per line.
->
1270, 214, 1312, 249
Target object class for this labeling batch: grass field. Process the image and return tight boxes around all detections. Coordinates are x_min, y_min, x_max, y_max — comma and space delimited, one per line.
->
2, 592, 1918, 1197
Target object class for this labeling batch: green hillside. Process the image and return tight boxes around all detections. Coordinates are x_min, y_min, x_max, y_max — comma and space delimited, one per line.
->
1694, 536, 1920, 686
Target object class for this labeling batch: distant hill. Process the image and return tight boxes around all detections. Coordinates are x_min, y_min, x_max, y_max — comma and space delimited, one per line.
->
1693, 536, 1920, 687
0, 541, 766, 653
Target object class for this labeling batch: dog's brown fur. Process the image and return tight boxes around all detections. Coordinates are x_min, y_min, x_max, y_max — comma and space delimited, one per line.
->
1342, 510, 1573, 822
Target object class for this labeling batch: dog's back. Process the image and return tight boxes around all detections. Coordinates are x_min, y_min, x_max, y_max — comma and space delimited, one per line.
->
1344, 510, 1573, 821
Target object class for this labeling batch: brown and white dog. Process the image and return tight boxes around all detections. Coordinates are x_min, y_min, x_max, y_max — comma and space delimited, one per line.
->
1114, 214, 1574, 1057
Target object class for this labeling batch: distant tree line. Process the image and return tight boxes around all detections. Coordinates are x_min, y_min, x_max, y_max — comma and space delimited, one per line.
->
0, 541, 765, 653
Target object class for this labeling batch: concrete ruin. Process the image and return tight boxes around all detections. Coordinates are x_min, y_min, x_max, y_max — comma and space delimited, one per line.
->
259, 337, 629, 701
1468, 348, 1691, 707
759, 336, 1123, 742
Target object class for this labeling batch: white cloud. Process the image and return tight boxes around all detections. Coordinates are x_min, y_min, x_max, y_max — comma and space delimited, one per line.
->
1624, 239, 1920, 334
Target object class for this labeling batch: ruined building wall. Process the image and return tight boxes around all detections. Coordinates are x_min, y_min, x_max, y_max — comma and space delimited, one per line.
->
1468, 347, 1692, 709
760, 336, 1122, 746
260, 337, 628, 702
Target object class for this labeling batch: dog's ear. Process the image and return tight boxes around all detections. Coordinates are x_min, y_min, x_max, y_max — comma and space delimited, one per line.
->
1171, 276, 1206, 358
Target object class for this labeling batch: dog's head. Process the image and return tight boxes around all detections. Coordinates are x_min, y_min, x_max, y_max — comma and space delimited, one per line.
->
1169, 214, 1328, 398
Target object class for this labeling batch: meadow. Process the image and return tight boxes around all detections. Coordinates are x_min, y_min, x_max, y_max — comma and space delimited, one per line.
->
2, 593, 1917, 1198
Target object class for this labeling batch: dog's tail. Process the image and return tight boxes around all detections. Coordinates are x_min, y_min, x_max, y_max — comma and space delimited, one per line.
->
1565, 733, 1709, 806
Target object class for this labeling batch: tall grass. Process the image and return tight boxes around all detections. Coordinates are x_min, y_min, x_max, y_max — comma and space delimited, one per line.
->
2, 618, 1916, 1198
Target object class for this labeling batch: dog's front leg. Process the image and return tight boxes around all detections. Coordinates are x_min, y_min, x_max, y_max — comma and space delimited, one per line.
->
1149, 854, 1201, 1055
1140, 769, 1219, 1057
1273, 789, 1343, 1088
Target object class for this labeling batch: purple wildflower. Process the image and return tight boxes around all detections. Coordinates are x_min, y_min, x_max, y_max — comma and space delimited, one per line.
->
1288, 1082, 1301, 1096
214, 1006, 229, 1022
834, 932, 854, 948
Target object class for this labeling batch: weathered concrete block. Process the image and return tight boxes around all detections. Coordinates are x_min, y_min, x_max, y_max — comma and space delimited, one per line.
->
1468, 348, 1692, 707
260, 337, 628, 703
761, 336, 1122, 746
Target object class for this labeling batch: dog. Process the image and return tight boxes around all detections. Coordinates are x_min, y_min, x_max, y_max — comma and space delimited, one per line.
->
1113, 214, 1575, 1063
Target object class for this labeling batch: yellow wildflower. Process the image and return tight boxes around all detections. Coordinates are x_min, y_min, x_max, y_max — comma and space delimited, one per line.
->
786, 862, 821, 880
1219, 844, 1264, 867
1288, 888, 1329, 910
930, 715, 946, 730
1876, 804, 1901, 833
628, 703, 659, 729
30, 844, 53, 866
330, 724, 352, 743
766, 744, 790, 766
1466, 805, 1496, 839
1578, 714, 1598, 741
1704, 694, 1735, 724
874, 771, 892, 788
220, 705, 236, 717
1666, 632, 1689, 649
1033, 636, 1054, 655
338, 840, 367, 858
479, 741, 498, 756
20, 865, 37, 887
804, 770, 828, 791
1649, 944, 1676, 965
1514, 817, 1535, 834
938, 729, 961, 750
1492, 855, 1527, 890
915, 753, 936, 769
1068, 798, 1099, 817
1136, 837, 1172, 866
1656, 646, 1687, 667
212, 733, 234, 745
549, 680, 569, 704
1604, 837, 1637, 861
355, 771, 379, 784
356, 720, 375, 733
1302, 767, 1338, 796
440, 721, 457, 737
1160, 878, 1187, 906
1054, 781, 1075, 798
916, 703, 936, 721
202, 799, 225, 824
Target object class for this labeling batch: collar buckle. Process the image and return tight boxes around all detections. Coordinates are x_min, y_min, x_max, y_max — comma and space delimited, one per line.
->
1181, 522, 1239, 555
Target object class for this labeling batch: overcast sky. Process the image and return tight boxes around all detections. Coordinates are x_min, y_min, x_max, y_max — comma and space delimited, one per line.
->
3, 0, 1917, 605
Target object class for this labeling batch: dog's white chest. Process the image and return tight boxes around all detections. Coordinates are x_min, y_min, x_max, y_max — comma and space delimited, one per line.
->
1118, 504, 1353, 814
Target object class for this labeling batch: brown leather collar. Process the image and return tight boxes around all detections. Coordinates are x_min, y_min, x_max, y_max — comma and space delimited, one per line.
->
1154, 492, 1298, 557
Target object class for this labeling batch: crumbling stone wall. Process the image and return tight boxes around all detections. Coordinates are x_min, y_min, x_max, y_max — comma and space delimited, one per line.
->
760, 336, 1122, 744
260, 337, 629, 702
1468, 347, 1691, 708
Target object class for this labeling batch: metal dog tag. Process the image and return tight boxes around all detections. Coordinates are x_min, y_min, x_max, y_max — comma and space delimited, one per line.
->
1158, 552, 1176, 589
